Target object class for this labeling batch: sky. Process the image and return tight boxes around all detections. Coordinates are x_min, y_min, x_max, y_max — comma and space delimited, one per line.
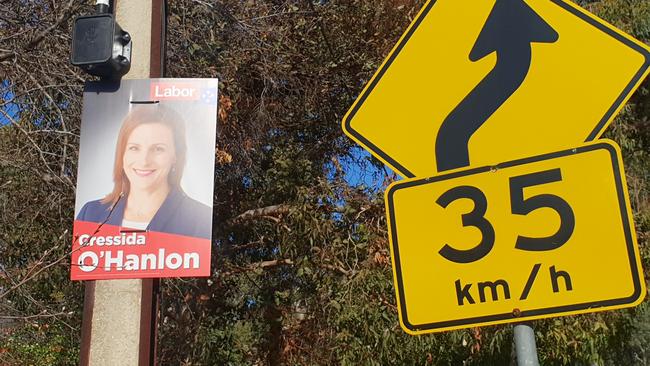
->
333, 146, 397, 192
0, 80, 18, 126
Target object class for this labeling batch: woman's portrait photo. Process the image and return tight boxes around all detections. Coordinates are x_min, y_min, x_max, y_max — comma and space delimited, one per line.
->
74, 79, 218, 242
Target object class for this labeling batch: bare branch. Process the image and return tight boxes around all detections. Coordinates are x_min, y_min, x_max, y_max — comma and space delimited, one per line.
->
228, 204, 290, 224
24, 0, 76, 51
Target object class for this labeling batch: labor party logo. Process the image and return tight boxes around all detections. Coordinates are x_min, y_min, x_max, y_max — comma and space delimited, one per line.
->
71, 78, 218, 280
149, 81, 218, 104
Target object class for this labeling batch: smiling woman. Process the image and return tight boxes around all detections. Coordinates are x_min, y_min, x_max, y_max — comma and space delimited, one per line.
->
76, 104, 212, 239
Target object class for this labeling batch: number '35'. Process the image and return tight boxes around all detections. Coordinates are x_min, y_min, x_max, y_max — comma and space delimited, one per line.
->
437, 168, 575, 264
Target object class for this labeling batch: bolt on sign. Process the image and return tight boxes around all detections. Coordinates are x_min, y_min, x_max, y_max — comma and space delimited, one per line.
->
343, 0, 650, 178
71, 79, 218, 280
385, 141, 644, 333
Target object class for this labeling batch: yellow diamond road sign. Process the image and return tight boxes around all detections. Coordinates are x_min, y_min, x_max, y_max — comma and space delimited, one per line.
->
385, 140, 644, 334
343, 0, 650, 177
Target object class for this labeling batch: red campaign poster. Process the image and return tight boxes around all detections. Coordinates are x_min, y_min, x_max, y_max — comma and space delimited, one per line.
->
71, 79, 218, 280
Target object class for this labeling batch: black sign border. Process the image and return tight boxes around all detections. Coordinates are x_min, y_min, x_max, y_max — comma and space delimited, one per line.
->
386, 141, 643, 333
343, 0, 650, 179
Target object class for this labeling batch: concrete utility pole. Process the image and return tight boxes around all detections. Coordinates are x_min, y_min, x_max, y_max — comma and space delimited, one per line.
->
79, 1, 165, 365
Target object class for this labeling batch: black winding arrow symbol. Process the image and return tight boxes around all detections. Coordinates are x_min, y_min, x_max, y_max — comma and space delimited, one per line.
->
435, 0, 559, 172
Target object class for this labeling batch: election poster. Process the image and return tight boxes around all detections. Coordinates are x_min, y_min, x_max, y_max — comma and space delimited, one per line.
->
71, 79, 218, 280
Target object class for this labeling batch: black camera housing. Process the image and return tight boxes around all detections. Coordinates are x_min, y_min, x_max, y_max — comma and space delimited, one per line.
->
71, 13, 132, 80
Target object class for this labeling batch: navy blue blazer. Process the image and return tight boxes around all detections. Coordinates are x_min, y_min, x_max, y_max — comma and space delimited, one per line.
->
77, 188, 213, 239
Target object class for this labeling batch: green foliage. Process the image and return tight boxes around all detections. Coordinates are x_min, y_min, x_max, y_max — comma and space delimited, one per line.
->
1, 323, 77, 366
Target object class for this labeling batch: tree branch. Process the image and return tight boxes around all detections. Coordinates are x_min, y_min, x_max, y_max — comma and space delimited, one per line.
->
220, 258, 294, 277
25, 0, 77, 51
228, 204, 290, 225
0, 0, 79, 63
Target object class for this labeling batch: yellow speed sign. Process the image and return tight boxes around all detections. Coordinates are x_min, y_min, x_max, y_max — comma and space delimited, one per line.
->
385, 140, 644, 334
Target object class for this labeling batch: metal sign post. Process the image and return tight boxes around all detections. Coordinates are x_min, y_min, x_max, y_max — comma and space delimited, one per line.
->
514, 323, 540, 366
